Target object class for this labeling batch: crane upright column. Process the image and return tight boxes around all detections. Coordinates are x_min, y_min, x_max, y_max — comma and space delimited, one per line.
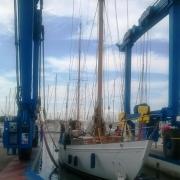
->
3, 0, 44, 159
124, 45, 132, 114
18, 0, 34, 157
19, 0, 34, 103
33, 2, 43, 108
169, 0, 180, 120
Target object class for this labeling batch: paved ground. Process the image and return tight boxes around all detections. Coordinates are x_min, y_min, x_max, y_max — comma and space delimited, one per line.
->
0, 157, 26, 180
0, 142, 43, 179
0, 144, 15, 172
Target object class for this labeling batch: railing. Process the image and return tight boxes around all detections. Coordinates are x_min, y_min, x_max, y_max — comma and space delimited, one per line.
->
65, 125, 160, 145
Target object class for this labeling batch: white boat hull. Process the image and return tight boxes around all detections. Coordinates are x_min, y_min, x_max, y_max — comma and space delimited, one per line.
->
59, 140, 152, 180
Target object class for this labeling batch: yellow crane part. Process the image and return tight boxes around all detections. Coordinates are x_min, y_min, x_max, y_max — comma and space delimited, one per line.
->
118, 112, 131, 138
138, 104, 150, 123
118, 112, 126, 129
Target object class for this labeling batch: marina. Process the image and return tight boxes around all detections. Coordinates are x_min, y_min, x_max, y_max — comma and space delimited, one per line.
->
0, 0, 180, 180
0, 132, 178, 180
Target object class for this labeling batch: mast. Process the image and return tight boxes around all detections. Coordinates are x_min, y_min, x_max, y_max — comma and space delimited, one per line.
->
77, 23, 82, 121
53, 74, 57, 120
97, 0, 104, 112
84, 83, 87, 121
94, 0, 105, 136
65, 83, 69, 130
14, 87, 16, 115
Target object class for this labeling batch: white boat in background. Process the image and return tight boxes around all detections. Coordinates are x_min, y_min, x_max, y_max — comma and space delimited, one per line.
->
58, 0, 152, 179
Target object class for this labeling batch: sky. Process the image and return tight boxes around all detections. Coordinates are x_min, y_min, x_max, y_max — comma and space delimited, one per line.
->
0, 0, 169, 121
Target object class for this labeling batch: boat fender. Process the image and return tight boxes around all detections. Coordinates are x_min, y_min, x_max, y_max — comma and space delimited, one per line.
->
68, 154, 72, 164
91, 153, 96, 168
74, 156, 78, 166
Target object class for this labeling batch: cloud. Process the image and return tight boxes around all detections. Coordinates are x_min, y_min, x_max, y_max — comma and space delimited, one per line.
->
0, 0, 14, 36
131, 79, 168, 110
0, 0, 169, 41
133, 39, 168, 57
0, 0, 170, 117
46, 49, 168, 77
44, 0, 168, 42
46, 54, 119, 75
132, 52, 168, 75
46, 56, 70, 72
44, 0, 97, 19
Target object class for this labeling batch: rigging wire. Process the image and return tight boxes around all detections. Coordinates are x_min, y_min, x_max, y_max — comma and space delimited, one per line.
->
13, 88, 16, 115
126, 0, 129, 30
136, 38, 142, 104
135, 32, 150, 105
38, 0, 59, 171
84, 83, 87, 121
46, 85, 50, 115
148, 32, 152, 103
39, 41, 42, 98
82, 2, 98, 70
68, 0, 75, 82
40, 114, 59, 169
140, 35, 146, 103
43, 120, 58, 150
46, 85, 54, 117
42, 28, 46, 111
114, 0, 125, 112
86, 3, 98, 56
66, 0, 75, 121
145, 32, 149, 103
69, 0, 84, 122
114, 0, 120, 41
53, 74, 57, 120
104, 2, 123, 116
41, 49, 59, 169
106, 39, 110, 120
7, 88, 12, 117
113, 79, 115, 122
65, 83, 69, 127
135, 42, 141, 105
81, 1, 98, 88
81, 2, 98, 123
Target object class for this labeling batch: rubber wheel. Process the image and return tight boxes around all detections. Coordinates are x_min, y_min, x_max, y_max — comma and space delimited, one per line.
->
18, 148, 32, 161
163, 129, 180, 159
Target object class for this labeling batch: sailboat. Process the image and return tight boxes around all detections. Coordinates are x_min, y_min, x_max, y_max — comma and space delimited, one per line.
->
58, 0, 152, 179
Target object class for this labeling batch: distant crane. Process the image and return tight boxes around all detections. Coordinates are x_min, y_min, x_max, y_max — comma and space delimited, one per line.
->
117, 0, 180, 158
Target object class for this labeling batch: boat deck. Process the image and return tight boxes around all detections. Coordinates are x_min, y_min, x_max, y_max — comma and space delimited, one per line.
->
71, 135, 122, 145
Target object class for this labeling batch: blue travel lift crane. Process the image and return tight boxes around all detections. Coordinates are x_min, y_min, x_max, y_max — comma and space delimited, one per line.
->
117, 0, 180, 159
3, 0, 44, 160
